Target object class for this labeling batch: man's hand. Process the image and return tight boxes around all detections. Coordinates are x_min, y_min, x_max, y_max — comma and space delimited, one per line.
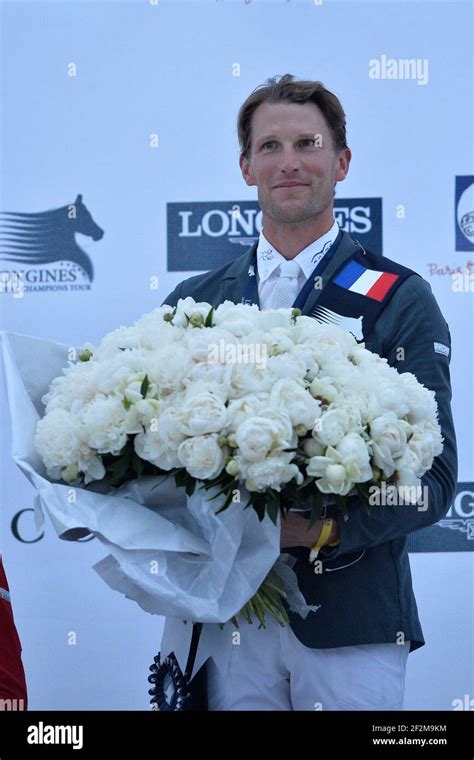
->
280, 511, 339, 550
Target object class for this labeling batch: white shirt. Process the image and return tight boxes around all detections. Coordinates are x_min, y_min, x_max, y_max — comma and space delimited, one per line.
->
256, 219, 340, 309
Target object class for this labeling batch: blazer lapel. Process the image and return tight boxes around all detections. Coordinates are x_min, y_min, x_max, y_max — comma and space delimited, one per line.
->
300, 231, 362, 317
219, 240, 260, 307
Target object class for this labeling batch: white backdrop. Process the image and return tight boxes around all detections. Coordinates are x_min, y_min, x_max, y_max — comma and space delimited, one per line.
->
0, 0, 473, 710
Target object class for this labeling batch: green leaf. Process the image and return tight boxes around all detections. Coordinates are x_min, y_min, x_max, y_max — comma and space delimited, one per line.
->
174, 470, 189, 487
265, 491, 280, 525
131, 451, 145, 478
185, 479, 197, 497
204, 306, 215, 328
214, 488, 235, 515
140, 374, 150, 399
105, 453, 131, 484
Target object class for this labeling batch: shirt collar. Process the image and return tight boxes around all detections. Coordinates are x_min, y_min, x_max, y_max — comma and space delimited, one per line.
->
256, 219, 340, 283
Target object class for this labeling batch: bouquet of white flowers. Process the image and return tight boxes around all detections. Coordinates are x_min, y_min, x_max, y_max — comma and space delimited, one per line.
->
23, 296, 443, 628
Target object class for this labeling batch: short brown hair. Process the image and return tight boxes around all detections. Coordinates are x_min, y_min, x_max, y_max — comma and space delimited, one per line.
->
237, 73, 348, 159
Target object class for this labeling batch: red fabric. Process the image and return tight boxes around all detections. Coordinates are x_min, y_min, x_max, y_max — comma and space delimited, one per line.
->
0, 557, 28, 709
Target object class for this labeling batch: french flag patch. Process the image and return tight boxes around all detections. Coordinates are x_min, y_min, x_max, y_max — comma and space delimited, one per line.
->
333, 261, 399, 302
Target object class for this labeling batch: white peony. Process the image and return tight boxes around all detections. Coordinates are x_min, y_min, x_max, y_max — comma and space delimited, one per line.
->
35, 408, 105, 484
238, 452, 303, 492
269, 378, 321, 430
172, 297, 214, 328
226, 393, 269, 430
213, 300, 261, 337
180, 392, 228, 436
177, 434, 226, 480
307, 432, 372, 495
79, 394, 142, 454
314, 407, 351, 446
370, 411, 409, 477
134, 406, 187, 470
234, 409, 294, 462
399, 372, 439, 424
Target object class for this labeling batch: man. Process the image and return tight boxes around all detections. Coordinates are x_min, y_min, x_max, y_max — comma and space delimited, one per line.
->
160, 74, 457, 710
0, 555, 28, 710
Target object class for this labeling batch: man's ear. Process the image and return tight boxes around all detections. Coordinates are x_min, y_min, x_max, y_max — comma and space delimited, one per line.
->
335, 147, 352, 182
239, 153, 257, 187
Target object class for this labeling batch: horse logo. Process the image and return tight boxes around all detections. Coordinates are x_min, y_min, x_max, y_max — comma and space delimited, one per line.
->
0, 194, 103, 282
311, 305, 364, 341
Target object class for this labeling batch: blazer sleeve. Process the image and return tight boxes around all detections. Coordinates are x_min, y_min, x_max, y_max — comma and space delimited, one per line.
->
320, 274, 458, 558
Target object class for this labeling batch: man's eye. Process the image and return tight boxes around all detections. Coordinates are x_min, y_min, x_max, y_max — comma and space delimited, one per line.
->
261, 139, 317, 150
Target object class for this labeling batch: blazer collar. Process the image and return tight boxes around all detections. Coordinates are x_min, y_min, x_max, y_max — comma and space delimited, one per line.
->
219, 230, 362, 313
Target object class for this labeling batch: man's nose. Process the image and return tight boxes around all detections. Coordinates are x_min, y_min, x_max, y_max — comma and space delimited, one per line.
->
277, 146, 302, 173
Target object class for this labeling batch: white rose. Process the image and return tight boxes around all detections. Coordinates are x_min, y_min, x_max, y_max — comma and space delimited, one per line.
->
269, 378, 321, 430
177, 434, 226, 479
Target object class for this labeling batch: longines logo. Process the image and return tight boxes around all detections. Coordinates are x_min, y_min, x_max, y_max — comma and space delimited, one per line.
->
407, 483, 474, 553
167, 198, 383, 271
10, 509, 94, 543
455, 176, 474, 252
0, 194, 104, 295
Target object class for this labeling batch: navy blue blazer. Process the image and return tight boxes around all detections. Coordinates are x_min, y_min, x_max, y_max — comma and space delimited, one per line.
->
162, 230, 458, 652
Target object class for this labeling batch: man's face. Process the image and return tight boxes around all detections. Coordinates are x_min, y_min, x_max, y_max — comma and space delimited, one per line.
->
239, 101, 351, 225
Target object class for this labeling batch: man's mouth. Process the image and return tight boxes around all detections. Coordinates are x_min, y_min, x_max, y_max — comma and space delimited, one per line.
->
273, 182, 309, 189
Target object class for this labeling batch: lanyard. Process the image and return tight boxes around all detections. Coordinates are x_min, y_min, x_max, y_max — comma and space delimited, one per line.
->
242, 228, 344, 309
